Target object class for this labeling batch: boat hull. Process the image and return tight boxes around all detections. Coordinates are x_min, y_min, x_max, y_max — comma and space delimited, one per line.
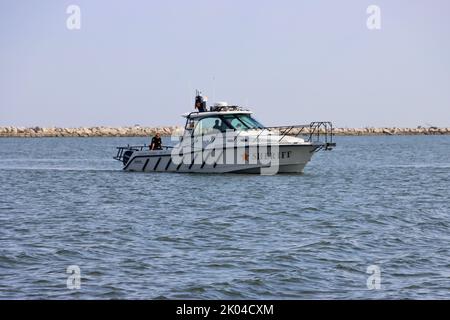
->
122, 144, 317, 174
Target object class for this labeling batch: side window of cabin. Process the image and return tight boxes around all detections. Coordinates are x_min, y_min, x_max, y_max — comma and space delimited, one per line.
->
222, 115, 247, 130
193, 117, 225, 135
186, 119, 196, 130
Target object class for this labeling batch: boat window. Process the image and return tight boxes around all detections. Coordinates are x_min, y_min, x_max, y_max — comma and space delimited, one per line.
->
222, 115, 249, 130
221, 114, 264, 131
186, 119, 196, 130
237, 115, 264, 129
193, 116, 231, 135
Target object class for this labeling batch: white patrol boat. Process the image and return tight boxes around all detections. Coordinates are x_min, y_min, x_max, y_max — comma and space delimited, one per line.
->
114, 92, 335, 174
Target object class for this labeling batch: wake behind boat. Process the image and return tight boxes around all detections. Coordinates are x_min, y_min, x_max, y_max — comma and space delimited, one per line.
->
114, 92, 336, 174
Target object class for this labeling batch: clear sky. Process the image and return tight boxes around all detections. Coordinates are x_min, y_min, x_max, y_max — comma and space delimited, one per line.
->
1, 0, 449, 128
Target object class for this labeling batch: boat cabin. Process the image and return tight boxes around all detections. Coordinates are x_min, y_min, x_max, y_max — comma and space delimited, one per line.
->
184, 93, 265, 135
183, 108, 265, 136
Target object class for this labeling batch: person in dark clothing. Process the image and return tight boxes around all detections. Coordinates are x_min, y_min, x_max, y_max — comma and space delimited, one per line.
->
150, 133, 162, 150
195, 95, 207, 112
213, 119, 222, 131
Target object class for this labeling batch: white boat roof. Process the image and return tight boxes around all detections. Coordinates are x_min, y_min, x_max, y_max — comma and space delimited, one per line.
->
182, 110, 253, 119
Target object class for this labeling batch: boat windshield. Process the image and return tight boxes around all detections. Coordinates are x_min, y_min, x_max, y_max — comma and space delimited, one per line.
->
221, 114, 264, 131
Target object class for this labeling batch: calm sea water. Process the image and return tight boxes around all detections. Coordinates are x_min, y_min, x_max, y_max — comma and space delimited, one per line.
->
0, 136, 449, 299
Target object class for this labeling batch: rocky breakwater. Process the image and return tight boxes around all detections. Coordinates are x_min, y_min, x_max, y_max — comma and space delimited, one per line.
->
330, 126, 450, 136
0, 126, 449, 137
0, 126, 181, 137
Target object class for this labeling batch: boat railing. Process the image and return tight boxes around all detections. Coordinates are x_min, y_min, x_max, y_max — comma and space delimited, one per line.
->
265, 121, 336, 151
113, 144, 173, 162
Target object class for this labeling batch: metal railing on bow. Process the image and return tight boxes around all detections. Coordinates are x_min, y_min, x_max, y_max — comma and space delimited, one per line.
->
264, 121, 336, 151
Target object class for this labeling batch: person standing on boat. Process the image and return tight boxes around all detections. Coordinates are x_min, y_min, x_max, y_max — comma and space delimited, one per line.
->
150, 133, 162, 150
195, 94, 208, 112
